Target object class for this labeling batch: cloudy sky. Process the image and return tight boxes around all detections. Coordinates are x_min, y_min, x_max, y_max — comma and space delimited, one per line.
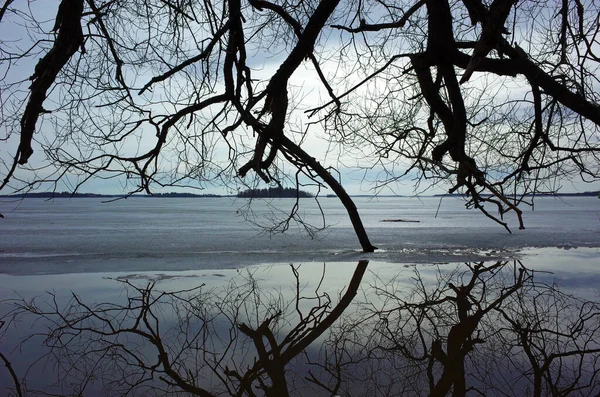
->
1, 0, 599, 197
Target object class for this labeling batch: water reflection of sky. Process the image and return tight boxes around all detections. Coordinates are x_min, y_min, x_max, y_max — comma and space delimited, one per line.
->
0, 247, 599, 396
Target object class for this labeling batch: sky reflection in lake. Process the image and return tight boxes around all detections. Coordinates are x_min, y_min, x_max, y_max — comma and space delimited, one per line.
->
1, 247, 599, 396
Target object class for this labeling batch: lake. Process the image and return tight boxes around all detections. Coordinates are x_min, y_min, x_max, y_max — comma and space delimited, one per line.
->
1, 196, 598, 274
0, 196, 599, 396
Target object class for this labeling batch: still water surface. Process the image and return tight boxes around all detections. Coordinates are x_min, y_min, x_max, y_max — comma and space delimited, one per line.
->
1, 196, 598, 275
0, 196, 599, 396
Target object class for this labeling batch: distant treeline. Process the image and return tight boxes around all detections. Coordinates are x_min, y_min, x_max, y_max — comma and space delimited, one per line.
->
237, 187, 313, 198
3, 190, 596, 199
0, 192, 109, 198
535, 191, 600, 197
147, 192, 222, 198
0, 192, 222, 198
435, 191, 600, 198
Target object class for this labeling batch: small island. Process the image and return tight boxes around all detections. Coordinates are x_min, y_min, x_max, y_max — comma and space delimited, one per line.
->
237, 187, 313, 198
146, 192, 221, 198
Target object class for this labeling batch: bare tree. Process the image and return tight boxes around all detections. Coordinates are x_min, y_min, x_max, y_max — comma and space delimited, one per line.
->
323, 0, 600, 231
0, 0, 377, 250
1, 0, 599, 246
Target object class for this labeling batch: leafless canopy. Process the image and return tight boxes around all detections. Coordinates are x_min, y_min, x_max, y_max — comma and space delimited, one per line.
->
1, 0, 599, 242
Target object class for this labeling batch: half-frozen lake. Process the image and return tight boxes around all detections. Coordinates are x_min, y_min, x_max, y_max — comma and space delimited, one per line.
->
1, 196, 599, 396
1, 196, 598, 274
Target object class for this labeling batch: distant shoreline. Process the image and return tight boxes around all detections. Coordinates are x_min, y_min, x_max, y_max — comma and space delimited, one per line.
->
434, 191, 600, 198
1, 191, 598, 199
0, 192, 226, 199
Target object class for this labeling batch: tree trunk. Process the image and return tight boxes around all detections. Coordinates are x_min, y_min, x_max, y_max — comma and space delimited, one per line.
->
281, 136, 376, 252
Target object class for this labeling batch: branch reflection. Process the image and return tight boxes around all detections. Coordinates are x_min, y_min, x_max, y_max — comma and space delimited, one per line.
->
2, 260, 599, 396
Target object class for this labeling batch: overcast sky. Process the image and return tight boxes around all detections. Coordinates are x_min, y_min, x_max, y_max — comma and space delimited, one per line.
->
1, 1, 599, 197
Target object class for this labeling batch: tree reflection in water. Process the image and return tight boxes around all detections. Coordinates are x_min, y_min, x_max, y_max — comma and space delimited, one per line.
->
1, 260, 599, 396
